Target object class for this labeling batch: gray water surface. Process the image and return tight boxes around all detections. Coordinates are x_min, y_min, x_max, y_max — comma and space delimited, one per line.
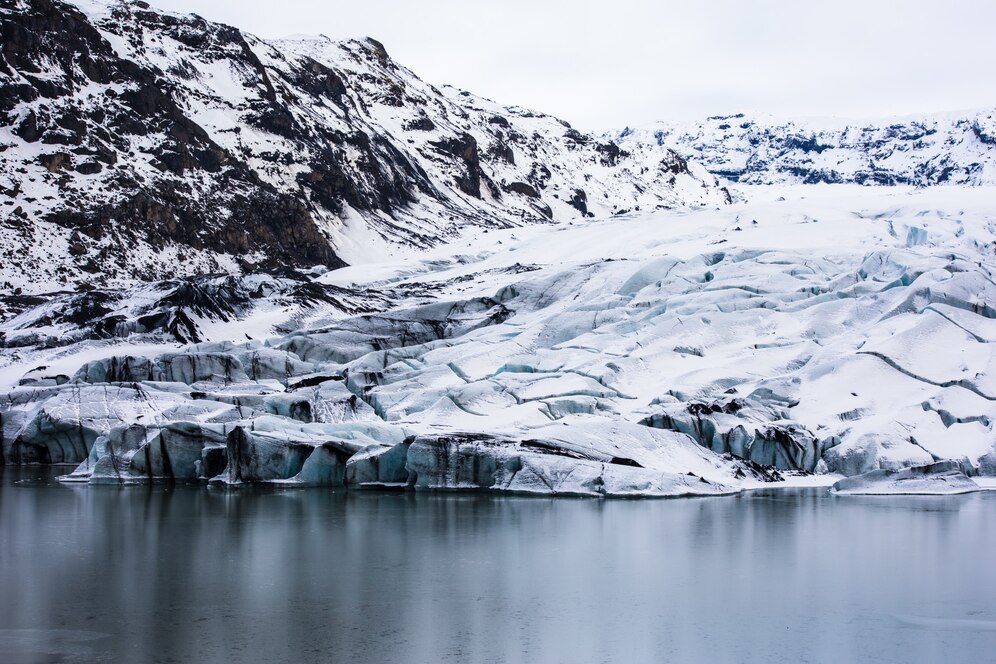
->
2, 466, 995, 664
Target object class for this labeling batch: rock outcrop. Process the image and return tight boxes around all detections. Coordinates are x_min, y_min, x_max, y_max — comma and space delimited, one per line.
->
0, 0, 727, 295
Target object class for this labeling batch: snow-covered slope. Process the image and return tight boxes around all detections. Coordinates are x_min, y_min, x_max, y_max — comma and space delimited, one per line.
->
613, 110, 996, 186
3, 185, 994, 495
0, 0, 728, 295
2, 0, 994, 497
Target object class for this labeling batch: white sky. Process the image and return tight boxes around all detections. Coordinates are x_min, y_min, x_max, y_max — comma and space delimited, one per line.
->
151, 0, 996, 131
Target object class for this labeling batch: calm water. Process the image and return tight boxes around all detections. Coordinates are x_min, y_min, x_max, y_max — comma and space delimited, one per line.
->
1, 467, 995, 664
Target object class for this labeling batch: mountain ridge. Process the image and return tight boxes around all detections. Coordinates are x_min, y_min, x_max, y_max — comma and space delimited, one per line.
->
613, 109, 996, 186
0, 0, 727, 295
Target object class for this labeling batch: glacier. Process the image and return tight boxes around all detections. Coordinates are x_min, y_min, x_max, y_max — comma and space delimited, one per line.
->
831, 461, 980, 496
3, 184, 994, 496
0, 0, 993, 498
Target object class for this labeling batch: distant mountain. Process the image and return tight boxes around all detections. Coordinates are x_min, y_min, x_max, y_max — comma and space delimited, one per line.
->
612, 110, 996, 186
0, 0, 728, 294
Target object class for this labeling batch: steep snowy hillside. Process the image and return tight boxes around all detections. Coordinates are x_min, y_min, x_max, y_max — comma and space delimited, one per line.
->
3, 186, 994, 495
0, 0, 728, 294
614, 110, 996, 186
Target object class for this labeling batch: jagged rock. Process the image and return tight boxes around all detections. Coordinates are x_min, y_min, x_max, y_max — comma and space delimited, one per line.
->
0, 0, 725, 294
39, 152, 72, 173
430, 133, 487, 198
403, 116, 435, 131
504, 181, 540, 198
568, 188, 589, 216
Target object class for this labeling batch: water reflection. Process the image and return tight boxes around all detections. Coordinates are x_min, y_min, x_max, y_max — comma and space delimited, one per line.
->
2, 469, 995, 664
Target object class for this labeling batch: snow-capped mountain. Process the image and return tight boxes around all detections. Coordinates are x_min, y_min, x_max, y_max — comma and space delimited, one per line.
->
0, 0, 728, 295
613, 110, 996, 186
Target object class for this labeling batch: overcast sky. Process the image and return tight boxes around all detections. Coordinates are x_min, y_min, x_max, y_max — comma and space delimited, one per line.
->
152, 0, 996, 131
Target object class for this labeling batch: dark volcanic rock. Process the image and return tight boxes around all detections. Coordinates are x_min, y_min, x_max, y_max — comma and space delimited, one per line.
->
0, 0, 724, 292
1, 0, 344, 275
430, 133, 486, 198
504, 181, 540, 198
568, 188, 589, 215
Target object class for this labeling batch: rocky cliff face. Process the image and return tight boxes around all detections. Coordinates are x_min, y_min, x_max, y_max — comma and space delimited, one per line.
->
0, 0, 728, 294
613, 110, 996, 186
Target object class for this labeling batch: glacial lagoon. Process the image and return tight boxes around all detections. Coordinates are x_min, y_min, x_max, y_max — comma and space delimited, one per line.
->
2, 467, 995, 664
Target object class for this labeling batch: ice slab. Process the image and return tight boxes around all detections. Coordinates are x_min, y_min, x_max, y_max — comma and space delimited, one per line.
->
831, 462, 980, 495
